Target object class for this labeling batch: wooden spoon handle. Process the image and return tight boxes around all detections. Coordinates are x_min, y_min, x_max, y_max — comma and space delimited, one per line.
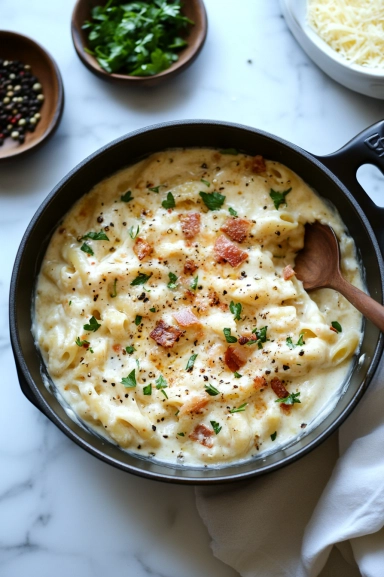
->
333, 276, 384, 332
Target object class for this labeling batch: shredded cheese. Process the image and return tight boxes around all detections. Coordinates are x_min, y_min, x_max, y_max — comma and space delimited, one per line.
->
307, 0, 384, 69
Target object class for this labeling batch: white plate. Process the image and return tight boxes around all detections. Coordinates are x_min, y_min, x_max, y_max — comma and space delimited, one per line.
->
281, 0, 384, 100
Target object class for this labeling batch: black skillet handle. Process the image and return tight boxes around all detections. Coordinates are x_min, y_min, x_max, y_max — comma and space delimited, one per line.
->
315, 120, 384, 255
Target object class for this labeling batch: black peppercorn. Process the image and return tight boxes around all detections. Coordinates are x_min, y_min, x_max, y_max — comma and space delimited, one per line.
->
0, 59, 44, 147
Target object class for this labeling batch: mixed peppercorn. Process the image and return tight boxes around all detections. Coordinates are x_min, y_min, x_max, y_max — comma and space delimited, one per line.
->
0, 59, 44, 145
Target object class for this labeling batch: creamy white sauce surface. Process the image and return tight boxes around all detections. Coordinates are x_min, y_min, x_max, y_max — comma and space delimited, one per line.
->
33, 149, 363, 466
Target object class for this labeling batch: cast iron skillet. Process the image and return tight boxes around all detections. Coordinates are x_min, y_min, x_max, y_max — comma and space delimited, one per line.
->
9, 120, 384, 484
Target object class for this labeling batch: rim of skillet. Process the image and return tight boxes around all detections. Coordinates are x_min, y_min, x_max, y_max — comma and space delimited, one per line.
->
9, 119, 384, 484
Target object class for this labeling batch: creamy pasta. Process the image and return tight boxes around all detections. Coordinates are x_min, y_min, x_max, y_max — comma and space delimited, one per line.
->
33, 149, 363, 466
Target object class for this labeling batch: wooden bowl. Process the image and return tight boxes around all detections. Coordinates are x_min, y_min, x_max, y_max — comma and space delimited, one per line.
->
0, 31, 64, 162
71, 0, 208, 86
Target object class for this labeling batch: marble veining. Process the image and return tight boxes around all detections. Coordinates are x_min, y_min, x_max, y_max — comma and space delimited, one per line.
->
1, 0, 383, 575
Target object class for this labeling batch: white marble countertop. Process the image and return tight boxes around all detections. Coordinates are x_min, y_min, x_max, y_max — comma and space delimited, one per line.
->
1, 1, 383, 576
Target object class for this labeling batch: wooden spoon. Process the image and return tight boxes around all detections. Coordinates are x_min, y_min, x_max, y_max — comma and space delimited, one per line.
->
294, 222, 384, 332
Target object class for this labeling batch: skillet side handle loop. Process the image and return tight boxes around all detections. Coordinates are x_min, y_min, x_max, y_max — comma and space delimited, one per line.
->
315, 120, 384, 256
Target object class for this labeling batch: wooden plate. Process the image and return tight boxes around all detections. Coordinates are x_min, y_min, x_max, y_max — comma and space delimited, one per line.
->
71, 0, 208, 86
0, 31, 64, 161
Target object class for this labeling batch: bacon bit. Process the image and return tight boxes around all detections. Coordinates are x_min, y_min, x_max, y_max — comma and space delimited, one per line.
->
283, 265, 295, 281
112, 344, 122, 353
149, 320, 183, 348
330, 326, 338, 333
179, 213, 201, 239
254, 376, 267, 390
173, 308, 200, 327
270, 377, 292, 413
270, 377, 289, 399
189, 423, 214, 448
214, 235, 248, 268
238, 336, 250, 345
184, 259, 198, 275
133, 237, 153, 261
252, 155, 266, 174
179, 394, 209, 416
221, 217, 252, 243
225, 345, 248, 372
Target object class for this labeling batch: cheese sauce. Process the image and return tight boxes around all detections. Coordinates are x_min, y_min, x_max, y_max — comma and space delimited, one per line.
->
33, 149, 363, 466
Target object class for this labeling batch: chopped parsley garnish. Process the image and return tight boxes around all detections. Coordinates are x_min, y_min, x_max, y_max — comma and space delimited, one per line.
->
286, 337, 294, 349
286, 332, 305, 349
143, 383, 152, 395
82, 231, 109, 241
126, 345, 135, 354
69, 301, 72, 306
205, 383, 220, 396
148, 186, 161, 193
121, 190, 133, 203
234, 372, 242, 378
253, 326, 268, 342
83, 316, 101, 332
229, 402, 247, 413
121, 369, 137, 388
271, 431, 277, 441
223, 328, 237, 343
149, 307, 156, 313
80, 242, 94, 256
83, 1, 193, 76
135, 359, 140, 369
177, 432, 185, 437
219, 148, 238, 155
297, 332, 305, 346
131, 272, 152, 286
190, 275, 198, 291
229, 300, 242, 321
228, 207, 238, 217
186, 353, 198, 372
275, 392, 301, 405
155, 374, 168, 398
270, 188, 292, 210
162, 192, 175, 209
175, 409, 180, 417
156, 374, 167, 388
200, 178, 210, 187
75, 337, 89, 347
134, 315, 142, 326
129, 225, 140, 239
110, 278, 117, 298
199, 191, 226, 211
167, 272, 178, 289
248, 325, 268, 348
331, 321, 342, 333
210, 421, 222, 435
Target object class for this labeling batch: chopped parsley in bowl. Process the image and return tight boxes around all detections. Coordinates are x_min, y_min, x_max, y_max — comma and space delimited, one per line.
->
71, 0, 207, 84
83, 0, 193, 76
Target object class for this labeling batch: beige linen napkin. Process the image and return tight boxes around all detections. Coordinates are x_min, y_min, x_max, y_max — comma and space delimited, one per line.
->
196, 354, 384, 577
